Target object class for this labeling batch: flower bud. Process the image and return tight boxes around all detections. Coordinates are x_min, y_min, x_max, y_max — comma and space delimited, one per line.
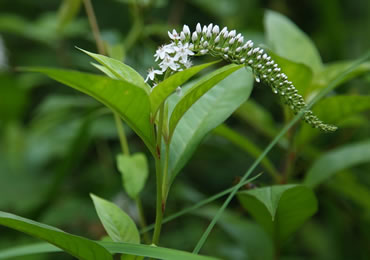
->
212, 25, 219, 34
183, 24, 190, 35
192, 32, 198, 42
196, 23, 202, 33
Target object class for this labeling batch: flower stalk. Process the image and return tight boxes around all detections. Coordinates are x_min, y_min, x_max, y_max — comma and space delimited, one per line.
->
146, 23, 337, 132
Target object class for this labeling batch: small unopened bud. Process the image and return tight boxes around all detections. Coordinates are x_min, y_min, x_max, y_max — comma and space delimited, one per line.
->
212, 25, 219, 34
192, 32, 198, 42
180, 32, 186, 41
236, 47, 242, 52
229, 38, 235, 44
229, 30, 236, 37
203, 41, 209, 48
202, 25, 207, 34
215, 35, 220, 43
220, 27, 228, 34
183, 24, 190, 35
207, 23, 213, 32
206, 30, 212, 38
196, 23, 202, 33
238, 36, 244, 43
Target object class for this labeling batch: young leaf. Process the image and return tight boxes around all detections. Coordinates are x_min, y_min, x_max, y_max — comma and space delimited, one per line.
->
149, 60, 219, 117
168, 64, 244, 140
90, 194, 140, 243
117, 153, 149, 199
265, 10, 323, 72
0, 241, 220, 260
238, 185, 318, 243
27, 68, 155, 155
57, 0, 82, 31
78, 48, 151, 93
0, 211, 112, 260
304, 139, 370, 188
166, 68, 253, 185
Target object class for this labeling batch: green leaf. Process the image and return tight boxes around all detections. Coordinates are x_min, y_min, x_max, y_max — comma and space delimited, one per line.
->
297, 95, 370, 146
265, 10, 323, 72
78, 48, 151, 93
149, 60, 219, 117
311, 61, 370, 94
304, 139, 370, 188
168, 64, 244, 140
167, 68, 253, 184
90, 194, 140, 243
0, 242, 220, 260
238, 185, 318, 243
117, 153, 149, 199
57, 0, 82, 31
268, 50, 313, 96
28, 68, 155, 155
0, 211, 112, 260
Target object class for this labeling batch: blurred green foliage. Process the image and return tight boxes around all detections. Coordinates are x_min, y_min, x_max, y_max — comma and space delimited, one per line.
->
0, 0, 369, 259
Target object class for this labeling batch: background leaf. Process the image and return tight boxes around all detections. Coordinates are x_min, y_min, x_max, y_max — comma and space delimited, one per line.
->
90, 194, 140, 243
304, 139, 370, 188
117, 153, 149, 199
57, 0, 82, 31
265, 10, 323, 72
166, 68, 254, 185
168, 64, 244, 140
238, 185, 318, 243
29, 68, 155, 154
0, 211, 112, 260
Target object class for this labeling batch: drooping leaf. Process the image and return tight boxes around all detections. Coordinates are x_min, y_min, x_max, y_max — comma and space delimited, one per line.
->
27, 68, 155, 155
90, 194, 140, 244
117, 153, 149, 199
149, 60, 219, 117
78, 48, 151, 93
168, 64, 244, 140
166, 68, 253, 185
0, 241, 220, 260
0, 211, 112, 260
297, 95, 370, 146
265, 10, 323, 72
304, 140, 370, 188
238, 185, 318, 243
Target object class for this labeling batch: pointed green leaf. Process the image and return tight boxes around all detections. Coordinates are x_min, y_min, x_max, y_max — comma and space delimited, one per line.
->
265, 10, 323, 72
57, 0, 82, 31
149, 60, 219, 117
0, 211, 112, 260
28, 68, 155, 155
0, 241, 220, 260
304, 139, 370, 188
238, 185, 318, 243
167, 68, 253, 184
90, 194, 140, 243
117, 153, 149, 199
168, 64, 244, 140
78, 48, 151, 93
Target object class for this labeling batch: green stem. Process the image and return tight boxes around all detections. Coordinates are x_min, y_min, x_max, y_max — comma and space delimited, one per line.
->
162, 142, 170, 201
113, 112, 130, 156
152, 102, 165, 245
136, 197, 150, 243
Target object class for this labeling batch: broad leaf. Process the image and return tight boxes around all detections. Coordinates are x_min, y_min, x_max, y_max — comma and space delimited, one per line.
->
90, 194, 140, 243
238, 185, 318, 243
28, 68, 155, 155
304, 140, 370, 188
117, 153, 148, 199
167, 68, 253, 185
149, 60, 219, 117
168, 64, 244, 140
265, 10, 323, 72
0, 242, 220, 260
297, 95, 370, 147
78, 48, 151, 93
0, 211, 112, 260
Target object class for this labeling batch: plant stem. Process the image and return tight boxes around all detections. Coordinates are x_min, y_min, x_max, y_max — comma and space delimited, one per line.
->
83, 0, 106, 55
113, 112, 130, 156
152, 102, 165, 245
136, 197, 150, 243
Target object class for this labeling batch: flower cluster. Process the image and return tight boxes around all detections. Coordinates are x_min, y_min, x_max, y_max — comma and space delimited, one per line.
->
146, 23, 337, 132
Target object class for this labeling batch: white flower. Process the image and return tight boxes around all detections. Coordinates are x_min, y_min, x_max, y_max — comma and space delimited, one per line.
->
145, 68, 162, 82
192, 32, 198, 42
212, 25, 220, 34
174, 43, 194, 63
159, 56, 180, 71
184, 59, 193, 68
168, 29, 180, 40
196, 23, 202, 33
154, 44, 175, 61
